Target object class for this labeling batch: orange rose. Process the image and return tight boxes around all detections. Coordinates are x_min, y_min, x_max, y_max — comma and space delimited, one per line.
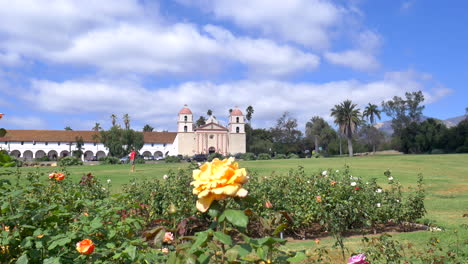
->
331, 181, 337, 186
191, 158, 248, 212
55, 173, 65, 181
76, 239, 95, 255
265, 200, 273, 208
49, 173, 56, 179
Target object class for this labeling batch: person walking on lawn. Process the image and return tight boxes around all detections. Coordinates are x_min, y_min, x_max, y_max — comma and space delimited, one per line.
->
130, 148, 136, 172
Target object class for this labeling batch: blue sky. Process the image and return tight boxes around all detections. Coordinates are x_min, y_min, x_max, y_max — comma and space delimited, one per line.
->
0, 0, 466, 131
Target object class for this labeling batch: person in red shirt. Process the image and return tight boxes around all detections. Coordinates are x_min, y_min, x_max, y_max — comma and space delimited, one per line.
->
129, 148, 136, 172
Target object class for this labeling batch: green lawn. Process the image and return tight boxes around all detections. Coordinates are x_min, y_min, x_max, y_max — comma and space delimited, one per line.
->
2, 154, 467, 261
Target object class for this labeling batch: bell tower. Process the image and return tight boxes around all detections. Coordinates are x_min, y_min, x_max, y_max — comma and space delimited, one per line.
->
228, 107, 246, 154
178, 104, 193, 132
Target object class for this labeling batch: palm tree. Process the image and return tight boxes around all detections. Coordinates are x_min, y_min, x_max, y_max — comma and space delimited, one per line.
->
246, 105, 254, 123
92, 122, 102, 131
143, 124, 154, 132
331, 100, 361, 157
123, 114, 130, 129
110, 114, 117, 127
363, 103, 381, 125
363, 103, 382, 153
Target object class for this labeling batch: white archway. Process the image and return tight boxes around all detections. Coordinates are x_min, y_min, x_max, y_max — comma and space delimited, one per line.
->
48, 150, 58, 160
35, 150, 46, 159
84, 151, 94, 161
96, 151, 106, 159
23, 150, 33, 161
10, 150, 21, 158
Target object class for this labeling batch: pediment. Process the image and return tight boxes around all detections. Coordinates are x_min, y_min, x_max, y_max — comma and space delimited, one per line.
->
196, 122, 228, 131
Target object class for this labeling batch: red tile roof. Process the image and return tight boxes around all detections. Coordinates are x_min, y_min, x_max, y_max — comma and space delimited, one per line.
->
0, 130, 177, 144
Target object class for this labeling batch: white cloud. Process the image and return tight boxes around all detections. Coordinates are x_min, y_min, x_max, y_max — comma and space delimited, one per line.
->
24, 70, 449, 130
400, 1, 415, 12
178, 0, 346, 49
1, 116, 47, 129
324, 30, 381, 71
324, 50, 379, 71
0, 0, 318, 76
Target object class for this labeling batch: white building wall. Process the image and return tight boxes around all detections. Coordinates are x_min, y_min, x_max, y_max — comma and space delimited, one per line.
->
139, 142, 177, 157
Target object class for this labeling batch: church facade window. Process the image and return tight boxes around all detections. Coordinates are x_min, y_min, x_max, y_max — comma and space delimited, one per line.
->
236, 127, 240, 133
184, 126, 187, 132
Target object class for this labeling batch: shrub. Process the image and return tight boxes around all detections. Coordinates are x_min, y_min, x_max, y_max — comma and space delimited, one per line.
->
273, 153, 287, 159
241, 152, 256, 160
57, 156, 83, 166
257, 153, 271, 160
36, 156, 50, 162
287, 153, 299, 159
165, 155, 181, 163
207, 152, 224, 161
430, 148, 445, 154
135, 157, 146, 164
98, 156, 120, 165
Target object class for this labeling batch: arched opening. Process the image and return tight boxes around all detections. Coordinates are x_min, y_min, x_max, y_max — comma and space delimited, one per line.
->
184, 125, 187, 132
10, 150, 21, 158
96, 151, 106, 159
84, 151, 94, 161
236, 117, 239, 123
209, 147, 216, 154
35, 150, 46, 159
142, 151, 152, 157
60, 150, 69, 158
236, 127, 240, 133
23, 150, 33, 161
165, 151, 169, 157
47, 150, 58, 160
184, 115, 187, 122
154, 151, 163, 158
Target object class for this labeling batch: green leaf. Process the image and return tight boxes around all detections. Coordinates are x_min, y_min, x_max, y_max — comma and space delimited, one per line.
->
15, 254, 28, 264
272, 223, 288, 236
213, 231, 232, 246
236, 244, 253, 257
224, 209, 248, 228
287, 251, 308, 263
43, 257, 61, 264
190, 231, 210, 253
197, 253, 212, 264
256, 247, 265, 259
126, 245, 137, 261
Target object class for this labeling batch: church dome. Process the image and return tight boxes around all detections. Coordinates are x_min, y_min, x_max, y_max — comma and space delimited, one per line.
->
179, 105, 192, 114
230, 109, 243, 116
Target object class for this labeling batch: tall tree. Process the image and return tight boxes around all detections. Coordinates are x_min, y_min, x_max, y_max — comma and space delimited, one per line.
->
110, 114, 117, 127
196, 116, 206, 127
123, 114, 130, 130
143, 124, 154, 132
363, 103, 381, 125
246, 105, 254, 123
92, 122, 102, 131
64, 126, 73, 131
207, 109, 213, 116
382, 91, 425, 135
331, 100, 361, 157
305, 116, 336, 153
270, 112, 302, 154
100, 126, 144, 157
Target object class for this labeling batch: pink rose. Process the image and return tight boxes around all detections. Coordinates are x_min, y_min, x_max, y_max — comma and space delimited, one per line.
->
348, 253, 369, 264
163, 232, 174, 243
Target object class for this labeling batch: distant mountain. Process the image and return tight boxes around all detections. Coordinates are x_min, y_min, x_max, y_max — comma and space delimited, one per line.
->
374, 115, 467, 135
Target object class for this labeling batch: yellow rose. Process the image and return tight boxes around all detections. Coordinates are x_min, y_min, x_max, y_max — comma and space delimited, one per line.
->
191, 157, 248, 212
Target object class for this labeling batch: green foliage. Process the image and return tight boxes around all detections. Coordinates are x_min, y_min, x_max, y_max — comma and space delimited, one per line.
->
287, 153, 299, 159
134, 157, 145, 164
98, 156, 120, 165
99, 126, 144, 157
207, 152, 224, 161
0, 170, 164, 263
57, 156, 83, 167
270, 112, 303, 154
360, 233, 466, 263
331, 100, 361, 157
164, 155, 181, 163
241, 152, 256, 161
305, 116, 337, 153
273, 153, 287, 159
257, 153, 271, 160
36, 156, 51, 162
0, 150, 16, 167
